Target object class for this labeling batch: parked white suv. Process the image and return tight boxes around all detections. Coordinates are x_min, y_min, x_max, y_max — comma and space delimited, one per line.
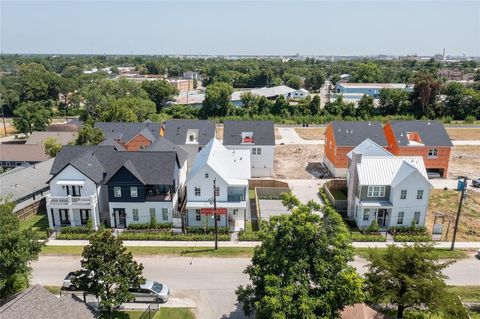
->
129, 280, 170, 303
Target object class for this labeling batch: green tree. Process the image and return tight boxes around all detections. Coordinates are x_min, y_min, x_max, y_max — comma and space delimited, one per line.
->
286, 75, 303, 90
352, 63, 384, 83
13, 101, 52, 134
0, 199, 43, 299
305, 70, 326, 91
72, 231, 145, 317
309, 95, 322, 115
240, 91, 259, 115
200, 82, 233, 118
356, 95, 375, 119
411, 72, 442, 118
236, 200, 364, 319
43, 137, 62, 157
141, 80, 178, 112
75, 124, 105, 146
280, 192, 300, 210
101, 97, 156, 122
378, 88, 411, 115
365, 243, 453, 319
271, 95, 290, 116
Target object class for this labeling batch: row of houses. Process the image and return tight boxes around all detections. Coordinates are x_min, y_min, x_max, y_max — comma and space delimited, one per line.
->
45, 120, 275, 231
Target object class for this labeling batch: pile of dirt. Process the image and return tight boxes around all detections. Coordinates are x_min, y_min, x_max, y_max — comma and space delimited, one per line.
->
274, 144, 325, 179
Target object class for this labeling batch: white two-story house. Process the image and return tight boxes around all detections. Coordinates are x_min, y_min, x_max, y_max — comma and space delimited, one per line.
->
223, 120, 275, 177
346, 139, 433, 229
46, 145, 187, 230
185, 138, 251, 231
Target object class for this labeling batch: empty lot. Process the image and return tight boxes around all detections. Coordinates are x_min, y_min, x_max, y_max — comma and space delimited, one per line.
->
449, 145, 480, 179
446, 127, 480, 140
293, 127, 325, 140
274, 144, 324, 179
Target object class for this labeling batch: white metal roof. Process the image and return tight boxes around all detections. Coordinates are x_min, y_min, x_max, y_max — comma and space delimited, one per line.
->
231, 85, 297, 101
347, 138, 393, 159
187, 138, 251, 185
356, 156, 430, 186
358, 200, 393, 208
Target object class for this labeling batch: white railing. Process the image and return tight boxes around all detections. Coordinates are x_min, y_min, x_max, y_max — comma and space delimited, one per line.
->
46, 194, 97, 206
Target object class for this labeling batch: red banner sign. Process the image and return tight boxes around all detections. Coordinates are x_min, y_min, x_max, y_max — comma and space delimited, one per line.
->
200, 208, 228, 215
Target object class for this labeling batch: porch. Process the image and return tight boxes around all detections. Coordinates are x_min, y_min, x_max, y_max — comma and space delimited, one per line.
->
48, 207, 99, 229
356, 200, 393, 229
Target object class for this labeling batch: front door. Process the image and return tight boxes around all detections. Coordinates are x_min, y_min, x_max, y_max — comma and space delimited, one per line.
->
114, 209, 126, 228
59, 209, 70, 226
377, 209, 387, 227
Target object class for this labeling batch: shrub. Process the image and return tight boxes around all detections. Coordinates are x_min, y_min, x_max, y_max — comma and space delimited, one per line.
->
389, 225, 427, 234
56, 233, 94, 240
365, 220, 379, 234
117, 232, 229, 241
464, 115, 475, 124
127, 223, 173, 230
351, 233, 386, 242
60, 227, 95, 234
394, 235, 431, 242
150, 215, 157, 229
238, 231, 261, 241
186, 226, 230, 235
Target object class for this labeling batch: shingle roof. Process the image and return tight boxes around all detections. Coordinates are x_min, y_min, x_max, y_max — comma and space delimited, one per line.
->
94, 122, 161, 144
164, 120, 215, 146
0, 144, 50, 162
388, 120, 453, 147
25, 131, 77, 146
223, 120, 275, 146
0, 285, 97, 319
147, 137, 188, 167
98, 138, 126, 151
51, 145, 178, 185
330, 121, 388, 147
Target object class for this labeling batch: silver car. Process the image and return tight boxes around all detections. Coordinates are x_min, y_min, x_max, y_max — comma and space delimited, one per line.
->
129, 280, 170, 303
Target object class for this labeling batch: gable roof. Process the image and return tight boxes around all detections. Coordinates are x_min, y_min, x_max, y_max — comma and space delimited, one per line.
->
329, 121, 388, 147
0, 144, 50, 162
388, 120, 453, 147
25, 131, 77, 146
356, 156, 432, 187
223, 120, 275, 146
164, 120, 215, 146
347, 138, 392, 159
98, 138, 126, 151
0, 285, 97, 319
94, 121, 161, 144
187, 138, 250, 185
51, 145, 178, 186
147, 137, 188, 167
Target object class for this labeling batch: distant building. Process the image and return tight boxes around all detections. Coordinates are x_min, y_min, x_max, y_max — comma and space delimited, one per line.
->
437, 68, 474, 82
94, 121, 162, 151
332, 83, 413, 104
25, 131, 77, 146
167, 79, 193, 93
231, 85, 309, 106
0, 144, 50, 169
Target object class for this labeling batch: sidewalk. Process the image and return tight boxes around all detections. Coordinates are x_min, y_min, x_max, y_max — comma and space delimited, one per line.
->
45, 239, 480, 249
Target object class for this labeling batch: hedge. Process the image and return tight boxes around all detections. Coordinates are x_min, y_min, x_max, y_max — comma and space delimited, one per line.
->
117, 232, 230, 241
186, 226, 230, 235
60, 227, 95, 234
351, 233, 386, 242
389, 226, 427, 234
394, 235, 431, 242
56, 233, 94, 240
238, 231, 261, 241
127, 223, 173, 230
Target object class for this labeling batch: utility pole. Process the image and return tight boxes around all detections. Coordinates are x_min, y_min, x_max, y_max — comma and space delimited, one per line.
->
213, 178, 218, 250
450, 176, 467, 251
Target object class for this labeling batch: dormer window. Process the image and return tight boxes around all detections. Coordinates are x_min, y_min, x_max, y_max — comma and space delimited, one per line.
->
406, 132, 424, 146
241, 132, 254, 144
186, 129, 199, 144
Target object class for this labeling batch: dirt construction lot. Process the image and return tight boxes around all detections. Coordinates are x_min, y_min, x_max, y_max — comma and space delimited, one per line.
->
448, 145, 480, 179
274, 144, 325, 179
293, 127, 325, 140
446, 127, 480, 140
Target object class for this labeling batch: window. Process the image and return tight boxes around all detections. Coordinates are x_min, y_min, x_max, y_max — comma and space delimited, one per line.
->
363, 209, 370, 221
114, 187, 122, 198
215, 187, 220, 197
367, 186, 385, 197
132, 209, 139, 221
149, 208, 155, 220
162, 208, 168, 221
397, 211, 404, 225
233, 209, 238, 216
400, 190, 407, 200
428, 148, 438, 158
252, 148, 257, 155
194, 187, 201, 196
130, 187, 138, 198
215, 214, 221, 221
205, 173, 209, 178
413, 211, 421, 225
256, 148, 262, 155
417, 190, 424, 199
195, 209, 201, 221
355, 205, 358, 218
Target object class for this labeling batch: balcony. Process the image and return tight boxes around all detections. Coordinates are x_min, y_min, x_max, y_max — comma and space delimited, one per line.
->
46, 194, 97, 207
227, 194, 246, 202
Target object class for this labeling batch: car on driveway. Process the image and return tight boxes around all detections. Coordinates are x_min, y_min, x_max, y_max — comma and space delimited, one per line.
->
472, 178, 480, 188
129, 280, 170, 303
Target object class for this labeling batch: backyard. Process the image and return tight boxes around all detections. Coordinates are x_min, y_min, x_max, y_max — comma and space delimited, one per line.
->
19, 212, 49, 239
427, 189, 480, 241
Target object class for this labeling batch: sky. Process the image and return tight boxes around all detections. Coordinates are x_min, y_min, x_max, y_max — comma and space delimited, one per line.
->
1, 0, 479, 56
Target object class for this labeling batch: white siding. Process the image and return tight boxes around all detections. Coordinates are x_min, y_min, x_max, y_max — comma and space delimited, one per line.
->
109, 202, 175, 227
49, 165, 97, 197
225, 145, 274, 177
187, 166, 231, 203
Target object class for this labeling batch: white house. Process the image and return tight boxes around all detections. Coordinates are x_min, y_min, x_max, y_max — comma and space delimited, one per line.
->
185, 139, 251, 231
346, 139, 433, 229
222, 120, 275, 177
46, 145, 187, 230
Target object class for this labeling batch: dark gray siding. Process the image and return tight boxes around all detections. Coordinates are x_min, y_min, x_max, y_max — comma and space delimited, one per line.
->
107, 167, 145, 202
359, 185, 391, 201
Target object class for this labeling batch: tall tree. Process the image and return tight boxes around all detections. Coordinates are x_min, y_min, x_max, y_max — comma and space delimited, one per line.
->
75, 124, 105, 146
356, 95, 375, 119
305, 70, 326, 91
0, 199, 43, 299
286, 75, 303, 90
309, 95, 322, 115
365, 243, 454, 319
411, 72, 442, 118
73, 231, 145, 317
352, 63, 384, 83
236, 200, 364, 318
100, 97, 156, 122
141, 80, 178, 112
43, 137, 62, 157
200, 82, 233, 118
378, 88, 411, 115
13, 101, 52, 134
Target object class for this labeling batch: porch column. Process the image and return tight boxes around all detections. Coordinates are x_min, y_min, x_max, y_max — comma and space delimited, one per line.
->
47, 208, 54, 229
92, 205, 98, 230
68, 195, 75, 227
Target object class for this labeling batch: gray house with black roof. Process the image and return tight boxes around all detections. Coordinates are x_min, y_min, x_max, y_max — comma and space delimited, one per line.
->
223, 120, 275, 177
46, 145, 186, 229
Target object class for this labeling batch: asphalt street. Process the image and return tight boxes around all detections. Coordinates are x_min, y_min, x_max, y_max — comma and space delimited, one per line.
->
32, 255, 480, 319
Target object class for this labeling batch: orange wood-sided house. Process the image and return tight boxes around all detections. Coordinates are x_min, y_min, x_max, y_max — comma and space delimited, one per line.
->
383, 120, 453, 178
324, 121, 388, 177
94, 122, 162, 151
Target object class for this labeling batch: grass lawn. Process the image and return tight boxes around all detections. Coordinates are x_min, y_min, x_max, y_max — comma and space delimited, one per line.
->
100, 311, 143, 319
427, 190, 480, 241
448, 285, 480, 302
354, 248, 469, 259
329, 188, 347, 201
41, 245, 255, 257
43, 285, 61, 295
154, 308, 195, 319
19, 212, 49, 231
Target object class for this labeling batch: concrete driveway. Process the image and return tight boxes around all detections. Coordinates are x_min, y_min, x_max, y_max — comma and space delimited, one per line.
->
282, 179, 326, 205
